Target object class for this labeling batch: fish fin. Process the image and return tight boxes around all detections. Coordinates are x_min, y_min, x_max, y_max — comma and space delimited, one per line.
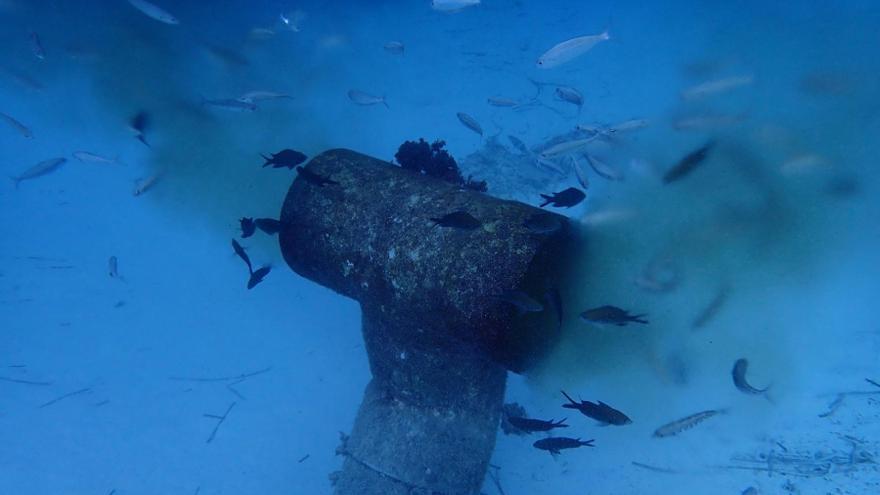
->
539, 194, 552, 207
136, 134, 150, 148
600, 17, 614, 42
560, 390, 577, 405
260, 153, 272, 166
382, 97, 390, 109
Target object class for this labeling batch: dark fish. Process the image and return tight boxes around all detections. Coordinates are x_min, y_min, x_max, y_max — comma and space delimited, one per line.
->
507, 135, 530, 155
491, 289, 543, 313
507, 416, 569, 433
545, 288, 563, 331
430, 211, 481, 230
247, 265, 271, 289
107, 256, 125, 281
239, 217, 256, 238
533, 437, 594, 455
691, 285, 729, 329
732, 358, 770, 395
261, 149, 307, 169
663, 140, 715, 184
255, 218, 281, 235
296, 166, 338, 186
580, 305, 648, 326
129, 111, 151, 147
539, 187, 585, 208
523, 212, 562, 234
561, 390, 632, 425
231, 239, 252, 271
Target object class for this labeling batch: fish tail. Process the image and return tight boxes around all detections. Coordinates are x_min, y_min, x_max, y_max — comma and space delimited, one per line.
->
560, 390, 577, 405
260, 153, 272, 166
382, 96, 389, 109
601, 17, 614, 41
631, 314, 649, 324
539, 194, 552, 207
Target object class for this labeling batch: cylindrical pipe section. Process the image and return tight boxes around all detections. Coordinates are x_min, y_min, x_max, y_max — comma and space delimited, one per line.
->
279, 149, 573, 372
278, 149, 576, 494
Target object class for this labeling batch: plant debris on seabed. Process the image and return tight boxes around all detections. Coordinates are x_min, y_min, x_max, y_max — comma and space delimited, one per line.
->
720, 435, 877, 478
394, 138, 488, 192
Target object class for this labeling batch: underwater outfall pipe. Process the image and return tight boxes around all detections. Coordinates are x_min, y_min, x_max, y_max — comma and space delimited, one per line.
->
279, 149, 575, 494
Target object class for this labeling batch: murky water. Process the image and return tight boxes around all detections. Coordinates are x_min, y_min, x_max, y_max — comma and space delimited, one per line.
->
1, 1, 878, 494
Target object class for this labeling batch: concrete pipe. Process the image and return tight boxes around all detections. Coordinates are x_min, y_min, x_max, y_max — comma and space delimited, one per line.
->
278, 149, 577, 494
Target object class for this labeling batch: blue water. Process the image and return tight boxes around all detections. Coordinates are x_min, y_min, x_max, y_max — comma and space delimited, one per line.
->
2, 1, 879, 494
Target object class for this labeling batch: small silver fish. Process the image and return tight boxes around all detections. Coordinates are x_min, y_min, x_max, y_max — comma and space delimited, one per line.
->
487, 96, 520, 107
580, 208, 637, 227
610, 119, 649, 133
73, 151, 121, 165
10, 157, 66, 188
571, 156, 590, 189
818, 393, 845, 418
133, 172, 161, 196
534, 157, 567, 175
383, 41, 405, 55
653, 409, 723, 438
537, 30, 610, 69
202, 97, 257, 112
29, 31, 45, 60
539, 138, 595, 159
2, 68, 44, 91
585, 153, 623, 180
456, 112, 483, 136
236, 90, 292, 104
431, 0, 480, 12
732, 359, 770, 395
249, 28, 276, 40
672, 113, 745, 131
279, 10, 305, 32
635, 259, 680, 293
0, 111, 33, 138
555, 86, 583, 109
347, 90, 388, 108
681, 75, 754, 100
127, 0, 179, 25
